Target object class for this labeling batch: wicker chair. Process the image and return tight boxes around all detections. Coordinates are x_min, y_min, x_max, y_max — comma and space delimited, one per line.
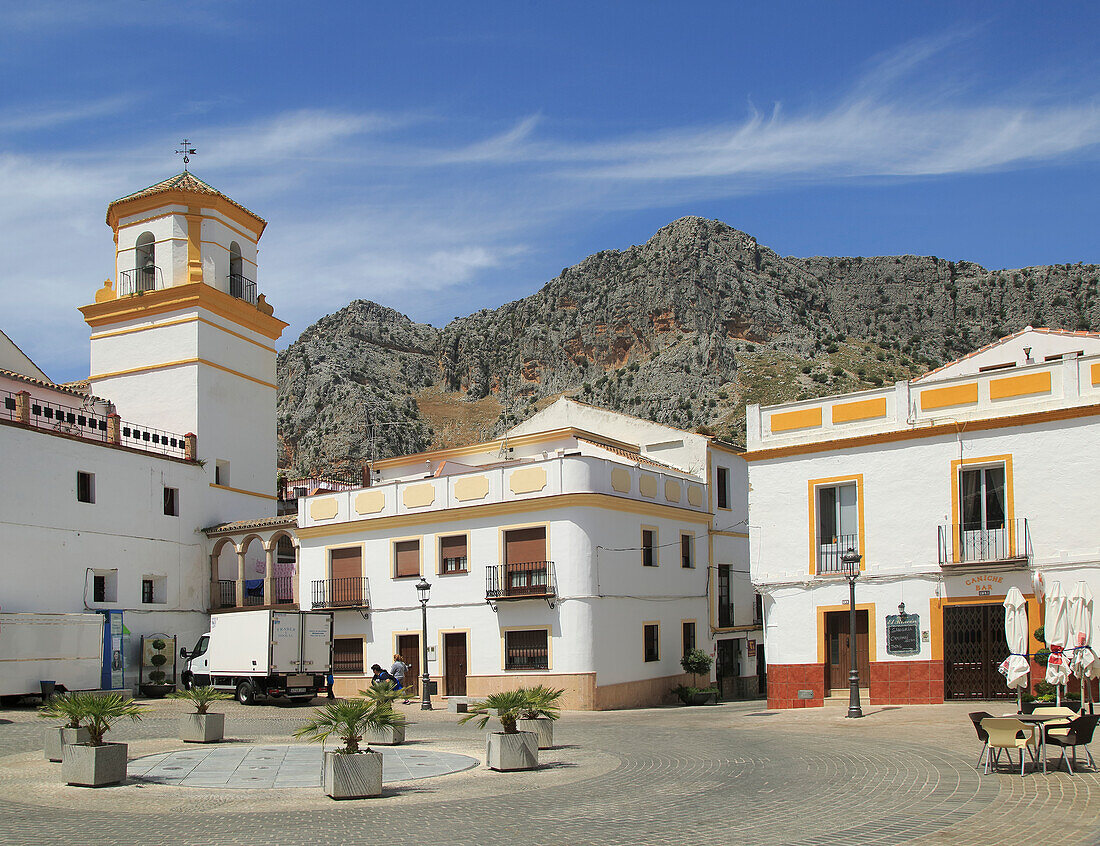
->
981, 717, 1038, 775
1044, 714, 1099, 775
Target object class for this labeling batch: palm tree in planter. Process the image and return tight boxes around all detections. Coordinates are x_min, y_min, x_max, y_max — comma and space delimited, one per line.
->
460, 689, 539, 771
294, 698, 406, 799
356, 681, 406, 745
517, 685, 564, 750
168, 686, 233, 743
39, 692, 91, 762
60, 694, 147, 787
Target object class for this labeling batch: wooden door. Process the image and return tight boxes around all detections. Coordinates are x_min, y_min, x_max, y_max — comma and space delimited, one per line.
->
397, 634, 419, 697
825, 611, 870, 693
444, 632, 467, 696
944, 603, 1011, 700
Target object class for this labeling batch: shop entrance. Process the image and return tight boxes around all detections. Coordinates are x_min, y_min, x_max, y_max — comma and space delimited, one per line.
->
825, 610, 869, 695
943, 603, 1013, 700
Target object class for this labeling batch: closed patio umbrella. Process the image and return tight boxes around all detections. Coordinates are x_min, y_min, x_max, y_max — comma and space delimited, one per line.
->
1045, 581, 1071, 703
1068, 581, 1095, 711
1001, 587, 1030, 711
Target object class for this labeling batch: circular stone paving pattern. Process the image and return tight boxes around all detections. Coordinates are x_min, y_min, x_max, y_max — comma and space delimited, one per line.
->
128, 745, 478, 789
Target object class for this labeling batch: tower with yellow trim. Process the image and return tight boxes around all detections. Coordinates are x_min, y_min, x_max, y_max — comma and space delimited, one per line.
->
79, 172, 287, 522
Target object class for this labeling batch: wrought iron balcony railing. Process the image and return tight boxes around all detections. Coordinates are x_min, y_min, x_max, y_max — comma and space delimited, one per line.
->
311, 577, 371, 609
229, 273, 257, 304
119, 266, 163, 296
816, 534, 861, 575
938, 518, 1031, 566
486, 561, 556, 601
217, 580, 236, 609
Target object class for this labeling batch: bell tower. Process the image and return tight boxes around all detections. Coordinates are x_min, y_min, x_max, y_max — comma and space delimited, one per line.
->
79, 172, 288, 522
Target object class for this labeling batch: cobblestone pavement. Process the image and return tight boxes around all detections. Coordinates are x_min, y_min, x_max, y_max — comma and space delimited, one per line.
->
0, 698, 1097, 845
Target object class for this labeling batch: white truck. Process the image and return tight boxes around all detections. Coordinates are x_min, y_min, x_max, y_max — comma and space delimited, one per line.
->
0, 612, 104, 703
180, 610, 334, 705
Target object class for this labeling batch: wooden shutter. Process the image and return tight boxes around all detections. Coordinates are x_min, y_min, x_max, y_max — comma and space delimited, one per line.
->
395, 540, 420, 577
330, 547, 362, 580
505, 629, 548, 669
505, 527, 545, 564
329, 547, 362, 605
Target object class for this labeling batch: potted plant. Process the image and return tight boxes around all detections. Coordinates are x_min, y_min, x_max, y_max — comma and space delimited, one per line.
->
140, 637, 175, 698
168, 686, 233, 742
293, 698, 405, 799
60, 694, 146, 787
673, 648, 719, 705
356, 681, 405, 745
39, 692, 91, 762
516, 685, 564, 749
460, 689, 539, 771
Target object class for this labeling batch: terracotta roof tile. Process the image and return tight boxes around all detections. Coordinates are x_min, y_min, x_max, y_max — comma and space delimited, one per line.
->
0, 368, 106, 402
913, 326, 1100, 383
203, 514, 296, 535
107, 171, 265, 225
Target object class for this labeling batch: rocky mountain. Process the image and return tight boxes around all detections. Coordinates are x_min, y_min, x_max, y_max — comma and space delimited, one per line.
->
276, 216, 1100, 475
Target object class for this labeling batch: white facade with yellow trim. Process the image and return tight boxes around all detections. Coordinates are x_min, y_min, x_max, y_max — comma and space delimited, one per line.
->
746, 328, 1100, 708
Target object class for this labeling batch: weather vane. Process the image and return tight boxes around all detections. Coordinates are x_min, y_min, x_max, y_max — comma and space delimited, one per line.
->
175, 139, 197, 170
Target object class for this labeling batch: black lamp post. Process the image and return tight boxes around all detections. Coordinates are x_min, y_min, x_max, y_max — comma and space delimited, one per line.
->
415, 577, 432, 711
840, 547, 863, 719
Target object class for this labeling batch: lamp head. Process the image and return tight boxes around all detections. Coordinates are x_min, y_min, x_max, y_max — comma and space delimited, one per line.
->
415, 577, 431, 604
839, 547, 862, 578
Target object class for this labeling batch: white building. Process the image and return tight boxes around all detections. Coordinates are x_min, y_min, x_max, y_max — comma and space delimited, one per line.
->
0, 171, 288, 690
291, 398, 757, 708
746, 328, 1100, 709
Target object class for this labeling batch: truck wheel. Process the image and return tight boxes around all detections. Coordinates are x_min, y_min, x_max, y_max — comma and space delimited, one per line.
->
235, 681, 256, 706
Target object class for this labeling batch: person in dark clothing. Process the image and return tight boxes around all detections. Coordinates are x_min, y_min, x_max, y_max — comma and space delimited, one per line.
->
370, 663, 398, 687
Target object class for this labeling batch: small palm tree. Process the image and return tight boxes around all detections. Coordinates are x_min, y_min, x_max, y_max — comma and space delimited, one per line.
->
358, 680, 401, 708
168, 686, 233, 714
294, 698, 406, 754
519, 686, 564, 721
459, 689, 530, 734
39, 692, 88, 729
75, 694, 147, 746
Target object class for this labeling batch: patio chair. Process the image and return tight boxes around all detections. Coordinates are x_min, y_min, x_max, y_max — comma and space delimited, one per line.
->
1032, 706, 1077, 739
969, 711, 994, 768
1044, 714, 1099, 775
981, 718, 1038, 776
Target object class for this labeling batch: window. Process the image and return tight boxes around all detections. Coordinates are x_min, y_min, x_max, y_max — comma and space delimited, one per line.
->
505, 629, 549, 670
642, 528, 657, 567
333, 637, 364, 674
681, 532, 695, 569
816, 481, 858, 572
717, 466, 730, 509
327, 547, 363, 606
643, 623, 660, 662
214, 460, 230, 487
682, 621, 696, 656
142, 579, 154, 604
91, 570, 117, 603
717, 564, 732, 628
440, 534, 468, 574
394, 539, 421, 578
755, 593, 763, 626
163, 486, 178, 516
77, 471, 95, 503
958, 464, 1008, 561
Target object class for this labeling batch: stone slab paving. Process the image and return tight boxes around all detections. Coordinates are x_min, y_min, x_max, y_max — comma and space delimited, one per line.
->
0, 698, 1097, 845
128, 744, 477, 788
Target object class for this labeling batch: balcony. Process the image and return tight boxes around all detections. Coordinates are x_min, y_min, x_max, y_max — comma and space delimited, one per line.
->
816, 534, 861, 576
119, 266, 163, 296
214, 577, 296, 610
229, 273, 257, 305
486, 561, 556, 609
311, 577, 371, 610
938, 519, 1031, 567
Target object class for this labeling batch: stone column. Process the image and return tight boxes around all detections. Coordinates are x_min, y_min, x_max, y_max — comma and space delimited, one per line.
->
184, 433, 198, 462
264, 545, 275, 607
292, 544, 301, 607
236, 548, 246, 607
210, 553, 220, 610
106, 413, 121, 445
14, 390, 30, 424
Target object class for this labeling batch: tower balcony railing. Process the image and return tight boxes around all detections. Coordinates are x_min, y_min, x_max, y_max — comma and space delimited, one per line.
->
229, 273, 257, 305
119, 266, 164, 297
938, 518, 1031, 566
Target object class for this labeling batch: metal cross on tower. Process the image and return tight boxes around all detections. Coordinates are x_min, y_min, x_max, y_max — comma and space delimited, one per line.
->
175, 140, 197, 170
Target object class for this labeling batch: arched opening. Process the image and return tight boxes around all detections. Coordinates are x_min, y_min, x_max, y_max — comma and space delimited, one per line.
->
134, 231, 156, 293
212, 538, 238, 609
273, 534, 297, 604
229, 241, 242, 278
240, 536, 266, 606
228, 241, 254, 302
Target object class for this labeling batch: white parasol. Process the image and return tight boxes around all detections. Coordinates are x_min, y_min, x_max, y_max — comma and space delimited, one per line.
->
1001, 587, 1031, 710
1068, 581, 1096, 710
1045, 581, 1071, 699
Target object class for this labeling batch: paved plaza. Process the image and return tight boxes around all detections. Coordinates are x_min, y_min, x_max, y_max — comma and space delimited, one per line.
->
0, 698, 1098, 845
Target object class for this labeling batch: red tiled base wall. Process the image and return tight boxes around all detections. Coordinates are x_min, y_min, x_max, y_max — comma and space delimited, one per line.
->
869, 661, 944, 705
767, 663, 825, 709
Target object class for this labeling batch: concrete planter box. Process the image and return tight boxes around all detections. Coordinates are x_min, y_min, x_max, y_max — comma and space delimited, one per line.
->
180, 713, 225, 743
486, 731, 538, 771
517, 717, 554, 749
44, 727, 91, 762
61, 742, 128, 787
364, 724, 405, 746
322, 749, 383, 799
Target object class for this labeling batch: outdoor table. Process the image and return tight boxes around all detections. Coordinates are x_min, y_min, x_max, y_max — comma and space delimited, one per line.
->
1008, 713, 1070, 774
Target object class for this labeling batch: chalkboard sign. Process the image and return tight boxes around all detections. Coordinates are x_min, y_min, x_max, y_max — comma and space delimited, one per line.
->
886, 614, 920, 656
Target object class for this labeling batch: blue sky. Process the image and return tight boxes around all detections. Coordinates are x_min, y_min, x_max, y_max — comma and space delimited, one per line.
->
2, 1, 1099, 382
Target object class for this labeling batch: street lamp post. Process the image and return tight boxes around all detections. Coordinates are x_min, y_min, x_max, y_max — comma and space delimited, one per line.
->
415, 577, 432, 711
841, 547, 863, 719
